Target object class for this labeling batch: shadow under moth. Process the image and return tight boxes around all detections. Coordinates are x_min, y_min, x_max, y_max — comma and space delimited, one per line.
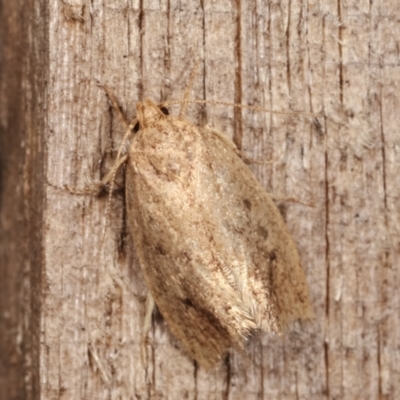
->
100, 90, 313, 369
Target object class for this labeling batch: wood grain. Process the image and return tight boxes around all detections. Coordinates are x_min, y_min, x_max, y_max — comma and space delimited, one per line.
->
1, 0, 399, 399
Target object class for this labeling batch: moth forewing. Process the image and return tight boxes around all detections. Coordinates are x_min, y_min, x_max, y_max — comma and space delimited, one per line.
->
121, 99, 312, 369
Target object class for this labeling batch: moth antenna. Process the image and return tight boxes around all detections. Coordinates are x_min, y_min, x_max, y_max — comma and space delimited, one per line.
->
179, 61, 200, 117
100, 118, 137, 248
98, 81, 130, 126
88, 340, 111, 386
98, 81, 138, 247
165, 98, 319, 118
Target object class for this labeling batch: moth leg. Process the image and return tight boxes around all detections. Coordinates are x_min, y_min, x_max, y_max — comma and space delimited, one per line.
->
143, 292, 155, 337
88, 339, 111, 386
270, 195, 314, 208
240, 154, 274, 166
49, 82, 132, 197
98, 82, 130, 127
99, 154, 128, 187
47, 154, 128, 196
141, 292, 155, 371
46, 179, 100, 196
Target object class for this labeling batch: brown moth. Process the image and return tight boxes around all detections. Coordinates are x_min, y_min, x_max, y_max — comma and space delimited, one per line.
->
102, 95, 312, 369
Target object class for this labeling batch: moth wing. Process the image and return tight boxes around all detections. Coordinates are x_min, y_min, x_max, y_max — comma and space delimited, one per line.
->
126, 116, 311, 368
200, 126, 312, 329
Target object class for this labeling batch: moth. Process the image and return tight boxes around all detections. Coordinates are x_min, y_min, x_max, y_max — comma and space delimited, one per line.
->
101, 92, 313, 369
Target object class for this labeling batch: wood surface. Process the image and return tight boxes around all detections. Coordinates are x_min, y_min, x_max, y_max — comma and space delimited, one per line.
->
1, 0, 399, 399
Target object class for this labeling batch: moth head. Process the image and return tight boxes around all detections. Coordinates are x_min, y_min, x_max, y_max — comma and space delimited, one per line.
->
135, 100, 169, 131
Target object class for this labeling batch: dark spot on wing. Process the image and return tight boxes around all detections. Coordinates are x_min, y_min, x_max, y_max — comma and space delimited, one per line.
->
181, 251, 192, 262
257, 225, 269, 239
155, 243, 166, 255
268, 250, 278, 289
243, 198, 252, 210
183, 298, 194, 308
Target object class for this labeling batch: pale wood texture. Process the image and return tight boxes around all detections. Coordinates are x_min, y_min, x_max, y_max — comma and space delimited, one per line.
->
1, 0, 399, 399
